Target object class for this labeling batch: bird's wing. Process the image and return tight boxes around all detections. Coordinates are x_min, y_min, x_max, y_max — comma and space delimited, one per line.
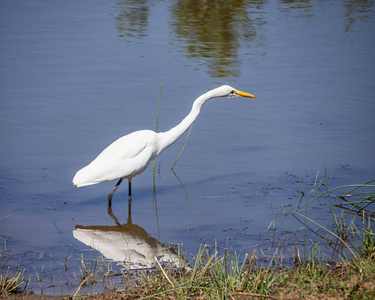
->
73, 131, 157, 186
94, 130, 155, 161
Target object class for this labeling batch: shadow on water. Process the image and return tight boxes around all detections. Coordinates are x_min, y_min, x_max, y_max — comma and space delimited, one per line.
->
169, 0, 261, 78
73, 203, 190, 271
115, 0, 150, 40
115, 0, 264, 78
70, 197, 191, 295
114, 0, 374, 78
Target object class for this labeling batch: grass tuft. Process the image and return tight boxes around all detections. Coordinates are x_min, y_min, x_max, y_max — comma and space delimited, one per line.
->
0, 267, 25, 296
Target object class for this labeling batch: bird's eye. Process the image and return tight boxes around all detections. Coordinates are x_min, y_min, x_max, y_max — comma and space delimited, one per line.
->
230, 90, 236, 95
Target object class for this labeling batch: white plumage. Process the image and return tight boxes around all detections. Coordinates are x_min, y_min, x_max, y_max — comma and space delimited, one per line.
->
73, 131, 157, 187
73, 85, 255, 203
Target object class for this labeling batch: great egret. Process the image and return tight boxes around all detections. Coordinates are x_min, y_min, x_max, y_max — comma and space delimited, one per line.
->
73, 85, 255, 204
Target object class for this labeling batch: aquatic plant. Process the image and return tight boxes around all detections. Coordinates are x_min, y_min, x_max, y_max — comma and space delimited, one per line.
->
0, 267, 25, 296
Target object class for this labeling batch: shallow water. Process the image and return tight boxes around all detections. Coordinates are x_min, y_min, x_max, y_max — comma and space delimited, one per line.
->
0, 0, 374, 294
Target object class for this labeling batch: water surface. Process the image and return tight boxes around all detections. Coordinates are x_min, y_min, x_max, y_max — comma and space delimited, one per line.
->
0, 0, 374, 294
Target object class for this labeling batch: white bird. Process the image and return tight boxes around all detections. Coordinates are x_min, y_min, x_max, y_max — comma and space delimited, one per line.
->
73, 85, 255, 204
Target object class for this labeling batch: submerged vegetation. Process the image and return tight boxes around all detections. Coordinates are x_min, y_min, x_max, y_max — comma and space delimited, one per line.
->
1, 178, 374, 299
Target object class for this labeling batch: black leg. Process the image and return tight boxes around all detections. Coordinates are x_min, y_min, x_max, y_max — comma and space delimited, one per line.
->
108, 178, 124, 206
127, 195, 132, 224
127, 180, 132, 223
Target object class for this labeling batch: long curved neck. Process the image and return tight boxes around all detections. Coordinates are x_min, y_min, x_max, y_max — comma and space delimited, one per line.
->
156, 89, 215, 155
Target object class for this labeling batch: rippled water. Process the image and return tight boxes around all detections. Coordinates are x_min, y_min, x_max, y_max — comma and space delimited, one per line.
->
0, 0, 374, 294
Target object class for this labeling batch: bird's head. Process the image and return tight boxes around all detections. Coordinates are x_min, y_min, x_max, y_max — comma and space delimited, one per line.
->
215, 85, 256, 99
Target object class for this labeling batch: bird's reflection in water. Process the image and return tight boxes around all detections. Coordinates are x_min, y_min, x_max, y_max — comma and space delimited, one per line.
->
73, 200, 189, 270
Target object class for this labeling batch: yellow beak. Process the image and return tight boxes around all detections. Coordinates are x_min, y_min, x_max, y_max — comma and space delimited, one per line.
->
235, 90, 256, 98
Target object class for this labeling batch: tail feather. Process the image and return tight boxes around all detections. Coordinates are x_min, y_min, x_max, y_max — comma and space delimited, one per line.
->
73, 161, 122, 187
73, 165, 102, 187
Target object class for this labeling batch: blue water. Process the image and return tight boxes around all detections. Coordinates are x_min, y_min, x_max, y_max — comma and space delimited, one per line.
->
0, 0, 374, 294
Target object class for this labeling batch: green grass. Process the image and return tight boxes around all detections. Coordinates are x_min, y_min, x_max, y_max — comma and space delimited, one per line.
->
75, 179, 374, 299
77, 239, 374, 300
292, 179, 375, 258
1, 178, 374, 299
0, 267, 25, 296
